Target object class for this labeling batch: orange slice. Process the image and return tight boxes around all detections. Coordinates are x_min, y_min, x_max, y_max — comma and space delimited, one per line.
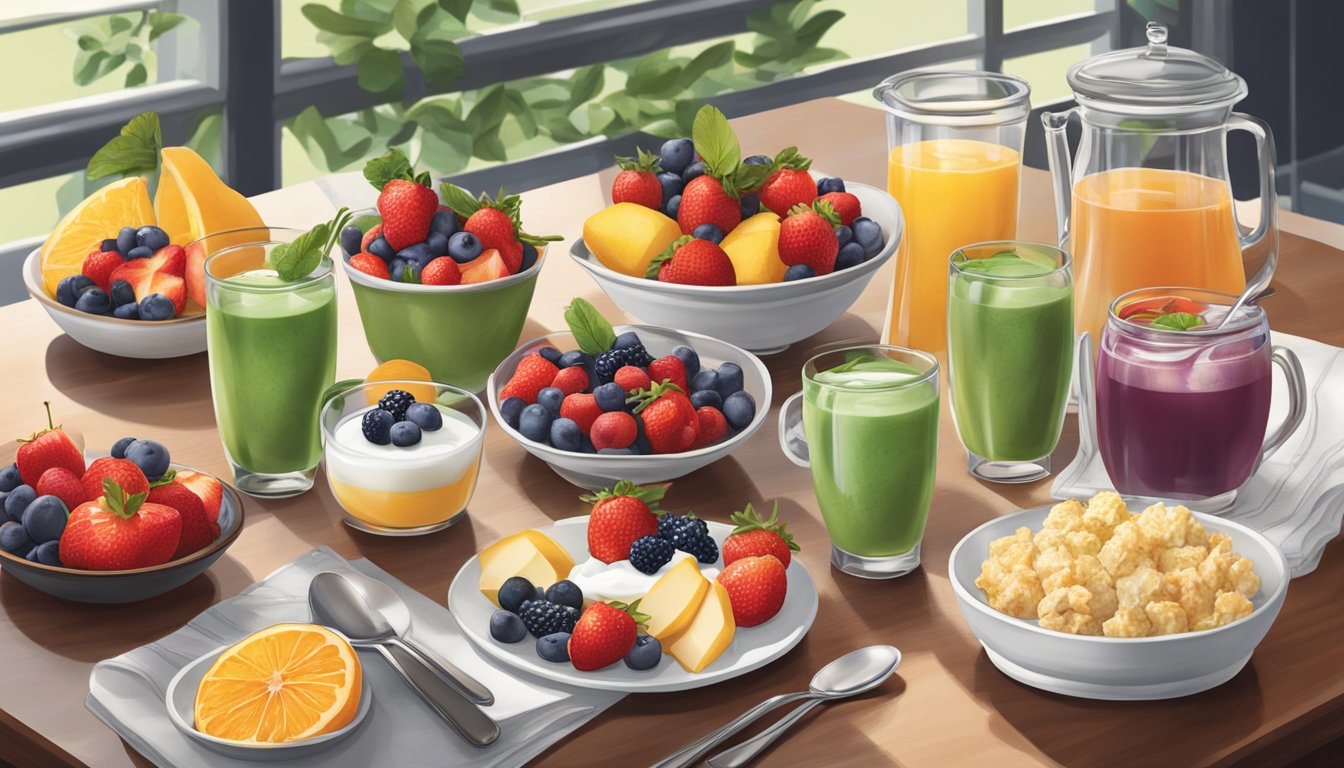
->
155, 146, 264, 247
365, 358, 435, 405
194, 623, 362, 744
39, 176, 155, 296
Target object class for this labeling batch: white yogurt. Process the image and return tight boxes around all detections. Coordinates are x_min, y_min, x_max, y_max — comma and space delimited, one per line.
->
325, 405, 482, 492
569, 551, 721, 604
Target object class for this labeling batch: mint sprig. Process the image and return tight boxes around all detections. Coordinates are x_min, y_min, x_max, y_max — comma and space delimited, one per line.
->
692, 105, 739, 177
1151, 311, 1205, 331
564, 297, 616, 355
269, 207, 352, 282
102, 478, 148, 519
87, 111, 162, 181
364, 147, 431, 190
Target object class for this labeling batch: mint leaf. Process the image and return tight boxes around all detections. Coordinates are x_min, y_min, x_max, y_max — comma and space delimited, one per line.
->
438, 182, 481, 216
364, 147, 414, 190
564, 297, 616, 355
1150, 311, 1205, 331
87, 111, 161, 181
271, 207, 352, 281
691, 104, 739, 177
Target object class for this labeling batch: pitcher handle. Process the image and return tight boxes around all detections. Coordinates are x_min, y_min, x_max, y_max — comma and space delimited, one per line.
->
1041, 107, 1079, 247
1261, 345, 1307, 463
1227, 113, 1279, 263
777, 392, 810, 468
1073, 332, 1098, 453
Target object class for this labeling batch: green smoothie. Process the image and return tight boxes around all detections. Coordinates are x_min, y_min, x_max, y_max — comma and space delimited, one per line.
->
948, 250, 1073, 462
803, 353, 940, 557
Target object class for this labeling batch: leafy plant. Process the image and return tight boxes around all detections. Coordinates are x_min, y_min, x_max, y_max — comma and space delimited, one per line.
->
63, 10, 189, 88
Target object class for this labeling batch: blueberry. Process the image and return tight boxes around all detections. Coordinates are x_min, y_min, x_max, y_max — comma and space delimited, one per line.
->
598, 448, 636, 455
613, 331, 643, 350
545, 579, 583, 609
852, 217, 884, 256
100, 238, 119, 254
30, 540, 62, 567
368, 235, 395, 261
109, 279, 136, 307
390, 259, 421, 283
136, 225, 170, 251
426, 232, 450, 257
624, 635, 662, 671
743, 154, 771, 166
398, 243, 436, 269
498, 576, 537, 613
405, 403, 442, 431
339, 225, 363, 257
692, 224, 724, 244
56, 275, 95, 307
139, 293, 175, 321
521, 242, 539, 271
0, 522, 32, 555
681, 161, 706, 183
0, 464, 21, 492
4, 485, 35, 521
784, 264, 816, 281
835, 242, 866, 271
430, 208, 459, 237
665, 347, 699, 380
126, 245, 153, 260
125, 439, 170, 480
817, 176, 846, 195
739, 193, 760, 218
537, 346, 562, 365
537, 387, 564, 416
111, 436, 136, 459
593, 382, 626, 412
724, 391, 756, 430
834, 225, 853, 247
490, 610, 528, 643
447, 231, 482, 263
657, 172, 684, 205
23, 496, 66, 544
390, 421, 422, 447
715, 363, 744, 398
557, 350, 591, 369
579, 434, 597, 454
112, 303, 140, 320
75, 288, 110, 315
362, 408, 394, 444
534, 586, 547, 601
549, 418, 582, 452
519, 404, 553, 443
633, 435, 652, 455
116, 226, 138, 255
659, 138, 696, 175
537, 632, 571, 663
500, 397, 526, 430
690, 369, 718, 393
690, 389, 722, 410
665, 194, 682, 220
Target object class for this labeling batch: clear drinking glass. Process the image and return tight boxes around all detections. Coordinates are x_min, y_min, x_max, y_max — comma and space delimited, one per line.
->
948, 242, 1074, 483
873, 69, 1031, 358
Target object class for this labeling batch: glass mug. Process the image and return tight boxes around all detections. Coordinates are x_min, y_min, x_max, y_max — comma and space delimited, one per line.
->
1090, 287, 1306, 511
778, 345, 939, 578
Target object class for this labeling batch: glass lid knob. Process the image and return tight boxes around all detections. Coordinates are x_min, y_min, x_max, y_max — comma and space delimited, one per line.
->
1145, 22, 1168, 56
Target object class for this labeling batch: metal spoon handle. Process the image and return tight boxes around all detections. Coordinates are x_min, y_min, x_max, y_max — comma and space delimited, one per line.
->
390, 636, 494, 706
649, 691, 812, 768
375, 643, 500, 746
706, 698, 826, 768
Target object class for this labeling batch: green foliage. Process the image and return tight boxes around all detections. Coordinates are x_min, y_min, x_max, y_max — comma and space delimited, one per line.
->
63, 11, 190, 88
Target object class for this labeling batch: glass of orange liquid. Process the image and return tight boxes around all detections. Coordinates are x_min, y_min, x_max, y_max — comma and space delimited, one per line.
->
873, 70, 1031, 357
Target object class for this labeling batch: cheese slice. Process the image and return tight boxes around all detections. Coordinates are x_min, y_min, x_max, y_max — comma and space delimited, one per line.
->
666, 580, 736, 673
520, 530, 575, 576
640, 558, 709, 639
478, 532, 568, 606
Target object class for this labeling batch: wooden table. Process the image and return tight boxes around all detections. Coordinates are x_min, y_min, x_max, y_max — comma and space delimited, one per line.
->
3, 99, 1344, 768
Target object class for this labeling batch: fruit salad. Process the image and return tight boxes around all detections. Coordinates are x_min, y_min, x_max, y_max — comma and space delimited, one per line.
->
341, 149, 558, 286
583, 105, 887, 285
497, 299, 756, 455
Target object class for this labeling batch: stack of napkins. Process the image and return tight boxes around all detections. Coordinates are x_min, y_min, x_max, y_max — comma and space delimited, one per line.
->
87, 547, 624, 767
1052, 332, 1344, 577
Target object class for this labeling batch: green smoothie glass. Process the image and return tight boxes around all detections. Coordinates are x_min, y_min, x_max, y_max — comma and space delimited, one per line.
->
947, 242, 1073, 483
779, 345, 940, 579
205, 233, 337, 498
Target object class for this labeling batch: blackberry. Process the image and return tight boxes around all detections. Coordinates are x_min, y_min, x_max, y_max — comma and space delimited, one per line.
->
629, 535, 675, 575
659, 513, 707, 540
378, 389, 416, 421
518, 599, 579, 638
689, 535, 719, 564
361, 408, 394, 445
594, 340, 653, 384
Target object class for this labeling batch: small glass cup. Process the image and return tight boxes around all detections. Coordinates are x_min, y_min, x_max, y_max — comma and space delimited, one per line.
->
321, 380, 486, 535
778, 345, 940, 578
947, 241, 1074, 483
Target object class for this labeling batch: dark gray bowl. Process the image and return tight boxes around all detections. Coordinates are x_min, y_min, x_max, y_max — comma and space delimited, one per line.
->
0, 464, 243, 603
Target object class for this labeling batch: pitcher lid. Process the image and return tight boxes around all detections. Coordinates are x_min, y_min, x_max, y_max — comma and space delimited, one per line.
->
1067, 23, 1246, 110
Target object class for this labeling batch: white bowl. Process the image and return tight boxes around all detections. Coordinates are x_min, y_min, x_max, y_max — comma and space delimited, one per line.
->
22, 248, 205, 358
570, 176, 903, 354
487, 324, 771, 489
949, 504, 1290, 700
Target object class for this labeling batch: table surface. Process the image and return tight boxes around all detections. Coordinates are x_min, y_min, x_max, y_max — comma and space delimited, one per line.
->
3, 98, 1344, 768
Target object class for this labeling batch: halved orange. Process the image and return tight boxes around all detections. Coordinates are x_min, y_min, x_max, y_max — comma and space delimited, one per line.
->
365, 358, 436, 405
39, 176, 155, 296
194, 623, 362, 744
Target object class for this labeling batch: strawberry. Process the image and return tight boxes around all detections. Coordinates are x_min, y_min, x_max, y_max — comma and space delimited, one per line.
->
349, 252, 391, 280
379, 179, 439, 251
560, 393, 603, 434
722, 502, 799, 568
36, 467, 87, 512
614, 366, 651, 393
758, 147, 815, 216
497, 240, 524, 274
421, 256, 462, 286
569, 600, 646, 671
82, 457, 149, 501
460, 250, 510, 284
632, 382, 699, 454
439, 182, 560, 263
15, 402, 85, 485
676, 176, 742, 237
175, 470, 223, 524
716, 554, 788, 627
110, 245, 187, 313
60, 479, 182, 571
551, 366, 589, 396
581, 480, 665, 563
692, 406, 728, 449
818, 191, 861, 226
148, 481, 218, 559
647, 355, 688, 392
500, 354, 559, 404
464, 207, 518, 255
778, 200, 840, 276
611, 148, 663, 210
82, 250, 125, 291
649, 236, 736, 286
360, 223, 384, 251
591, 411, 637, 451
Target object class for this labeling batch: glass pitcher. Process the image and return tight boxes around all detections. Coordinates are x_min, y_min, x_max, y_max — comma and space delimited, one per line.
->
1042, 23, 1278, 347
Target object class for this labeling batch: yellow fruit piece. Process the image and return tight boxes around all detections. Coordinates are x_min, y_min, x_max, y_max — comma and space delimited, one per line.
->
194, 623, 361, 744
478, 531, 574, 607
583, 203, 681, 277
39, 177, 156, 296
641, 557, 709, 639
667, 580, 736, 673
155, 146, 264, 247
721, 212, 785, 285
365, 358, 435, 405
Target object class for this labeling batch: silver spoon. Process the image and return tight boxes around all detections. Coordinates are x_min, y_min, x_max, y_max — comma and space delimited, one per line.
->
651, 645, 901, 768
308, 572, 499, 746
1218, 248, 1277, 329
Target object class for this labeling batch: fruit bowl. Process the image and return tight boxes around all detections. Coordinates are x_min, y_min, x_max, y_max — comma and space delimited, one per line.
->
23, 248, 206, 359
571, 177, 902, 354
488, 325, 771, 488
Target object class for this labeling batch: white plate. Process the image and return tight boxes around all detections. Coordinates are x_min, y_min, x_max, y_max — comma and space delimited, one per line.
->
448, 517, 818, 692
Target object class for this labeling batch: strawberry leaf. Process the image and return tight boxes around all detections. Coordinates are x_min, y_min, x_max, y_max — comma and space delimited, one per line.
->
691, 105, 739, 178
614, 147, 662, 172
770, 146, 812, 172
87, 111, 162, 182
102, 477, 146, 519
149, 468, 177, 488
564, 297, 616, 356
627, 380, 684, 414
363, 147, 416, 190
728, 163, 770, 195
581, 480, 668, 509
729, 501, 800, 551
438, 182, 482, 216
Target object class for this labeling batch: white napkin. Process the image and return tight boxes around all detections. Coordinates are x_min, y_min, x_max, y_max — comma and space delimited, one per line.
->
1052, 332, 1344, 577
86, 547, 624, 767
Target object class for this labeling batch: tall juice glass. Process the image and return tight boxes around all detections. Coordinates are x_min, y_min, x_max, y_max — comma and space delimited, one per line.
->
779, 346, 940, 578
873, 70, 1031, 357
205, 237, 337, 498
948, 242, 1073, 483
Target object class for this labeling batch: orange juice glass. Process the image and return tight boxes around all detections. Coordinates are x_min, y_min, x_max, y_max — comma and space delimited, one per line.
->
873, 70, 1031, 357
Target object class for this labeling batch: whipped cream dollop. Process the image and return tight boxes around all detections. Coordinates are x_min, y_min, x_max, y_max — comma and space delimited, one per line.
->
568, 551, 721, 604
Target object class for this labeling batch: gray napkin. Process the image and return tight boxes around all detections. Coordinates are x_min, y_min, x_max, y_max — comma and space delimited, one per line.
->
86, 547, 624, 767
